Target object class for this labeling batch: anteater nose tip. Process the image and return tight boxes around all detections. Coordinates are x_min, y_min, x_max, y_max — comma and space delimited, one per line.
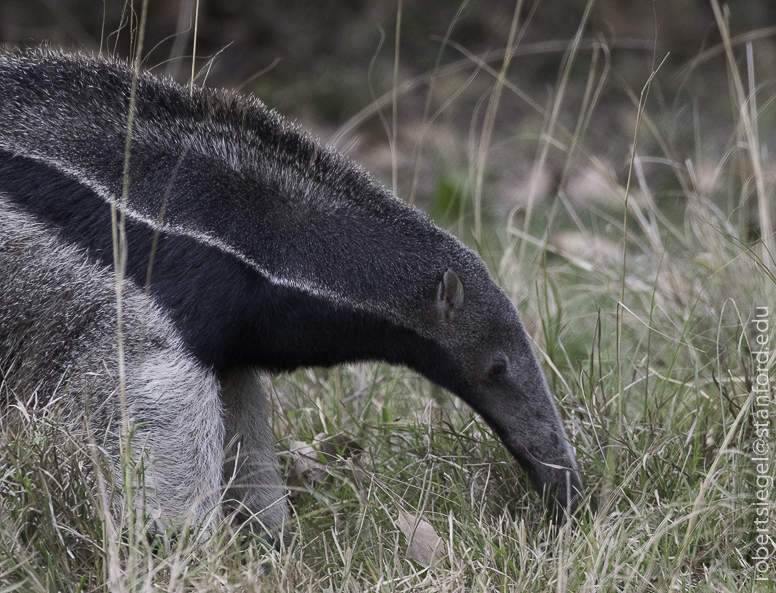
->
546, 469, 584, 525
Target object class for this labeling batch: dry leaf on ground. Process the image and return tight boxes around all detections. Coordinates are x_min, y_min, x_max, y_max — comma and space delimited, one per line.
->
395, 509, 446, 568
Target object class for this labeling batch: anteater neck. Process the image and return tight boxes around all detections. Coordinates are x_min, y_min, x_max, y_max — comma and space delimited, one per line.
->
0, 150, 463, 394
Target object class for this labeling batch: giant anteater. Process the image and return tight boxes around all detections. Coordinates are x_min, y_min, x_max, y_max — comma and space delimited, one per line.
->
0, 49, 582, 541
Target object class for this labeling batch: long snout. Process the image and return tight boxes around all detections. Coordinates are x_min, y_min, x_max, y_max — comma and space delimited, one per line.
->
467, 357, 583, 521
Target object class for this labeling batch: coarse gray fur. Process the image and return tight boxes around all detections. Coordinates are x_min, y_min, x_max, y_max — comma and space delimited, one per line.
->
0, 48, 582, 540
0, 201, 230, 533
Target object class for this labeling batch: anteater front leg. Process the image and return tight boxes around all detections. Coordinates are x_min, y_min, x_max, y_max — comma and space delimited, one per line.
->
220, 368, 290, 545
125, 351, 226, 535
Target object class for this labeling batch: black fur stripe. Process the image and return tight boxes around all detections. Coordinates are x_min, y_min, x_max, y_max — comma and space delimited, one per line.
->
0, 150, 463, 392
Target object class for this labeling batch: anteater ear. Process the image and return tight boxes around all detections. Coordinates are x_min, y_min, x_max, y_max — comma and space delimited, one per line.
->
437, 268, 464, 321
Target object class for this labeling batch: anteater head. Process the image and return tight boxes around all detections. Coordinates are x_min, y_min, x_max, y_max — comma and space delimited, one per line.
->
413, 265, 582, 520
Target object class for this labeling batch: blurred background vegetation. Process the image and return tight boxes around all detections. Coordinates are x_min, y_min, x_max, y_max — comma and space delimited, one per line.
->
2, 1, 774, 243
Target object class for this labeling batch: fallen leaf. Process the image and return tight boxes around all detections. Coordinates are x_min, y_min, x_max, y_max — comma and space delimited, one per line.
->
395, 509, 446, 568
290, 440, 327, 483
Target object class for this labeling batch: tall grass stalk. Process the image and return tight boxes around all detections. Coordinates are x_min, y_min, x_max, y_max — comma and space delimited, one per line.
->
472, 0, 523, 245
712, 0, 774, 275
607, 50, 668, 517
390, 0, 403, 198
515, 0, 594, 268
189, 0, 199, 96
110, 0, 150, 589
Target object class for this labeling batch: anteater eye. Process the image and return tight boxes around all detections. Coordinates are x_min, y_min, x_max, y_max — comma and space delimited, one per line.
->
488, 359, 507, 380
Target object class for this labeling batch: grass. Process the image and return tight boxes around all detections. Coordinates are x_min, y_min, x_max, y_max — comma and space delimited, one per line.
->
1, 1, 776, 591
